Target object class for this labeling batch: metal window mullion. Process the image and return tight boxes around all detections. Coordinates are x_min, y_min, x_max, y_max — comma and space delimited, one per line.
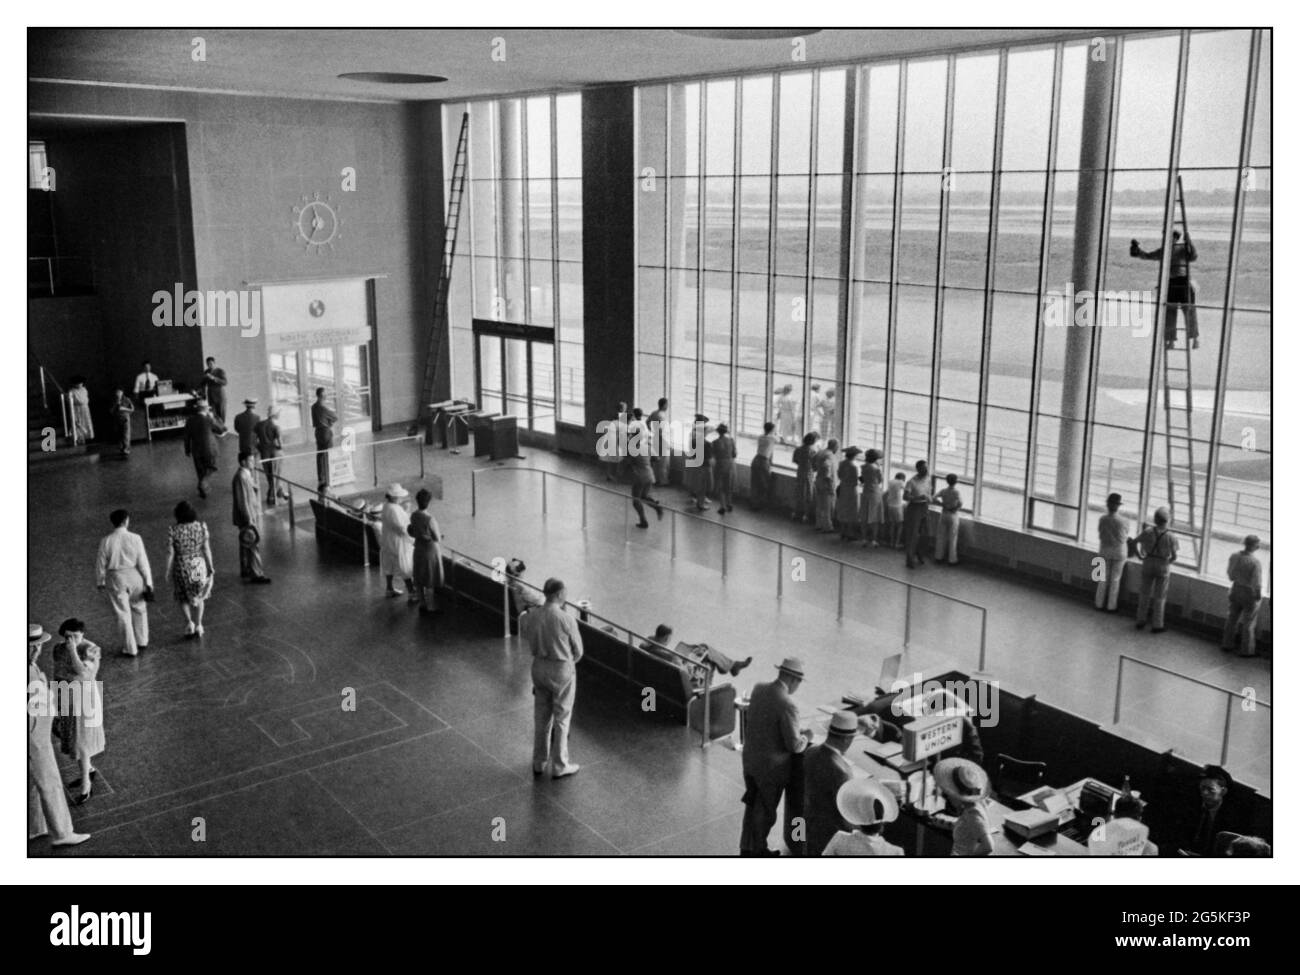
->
764, 76, 779, 414
929, 56, 956, 466
492, 101, 506, 321
835, 69, 858, 443
550, 95, 562, 420
1024, 42, 1067, 532
1200, 29, 1263, 570
973, 50, 1009, 516
803, 72, 818, 429
1136, 32, 1190, 542
884, 64, 907, 467
729, 78, 742, 427
521, 99, 532, 324
1076, 37, 1122, 545
695, 85, 705, 413
661, 89, 672, 406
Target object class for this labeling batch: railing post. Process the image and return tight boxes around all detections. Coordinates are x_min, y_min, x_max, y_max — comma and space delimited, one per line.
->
670, 508, 677, 559
372, 441, 379, 487
361, 512, 370, 568
419, 439, 425, 480
287, 480, 295, 531
1219, 692, 1233, 767
978, 609, 988, 673
542, 471, 548, 516
581, 482, 587, 528
503, 575, 512, 639
1113, 656, 1126, 724
1106, 456, 1114, 498
471, 471, 477, 517
903, 586, 913, 648
721, 526, 728, 578
701, 667, 712, 749
39, 368, 48, 410
777, 543, 784, 598
836, 563, 845, 621
623, 495, 629, 542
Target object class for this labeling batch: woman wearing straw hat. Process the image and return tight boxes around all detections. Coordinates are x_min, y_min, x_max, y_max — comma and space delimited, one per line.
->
51, 619, 104, 805
379, 484, 417, 601
823, 777, 904, 856
935, 757, 994, 856
860, 448, 885, 547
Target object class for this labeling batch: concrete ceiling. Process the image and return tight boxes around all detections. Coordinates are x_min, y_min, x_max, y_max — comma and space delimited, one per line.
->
29, 28, 1100, 103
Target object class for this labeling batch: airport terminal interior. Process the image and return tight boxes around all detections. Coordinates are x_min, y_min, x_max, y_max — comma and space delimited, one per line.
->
27, 28, 1271, 857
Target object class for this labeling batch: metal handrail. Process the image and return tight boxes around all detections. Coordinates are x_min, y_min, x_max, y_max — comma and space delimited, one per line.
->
28, 351, 70, 441
265, 476, 716, 747
1113, 653, 1270, 770
471, 465, 991, 671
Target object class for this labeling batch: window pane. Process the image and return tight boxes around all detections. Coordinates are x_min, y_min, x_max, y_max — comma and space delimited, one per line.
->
860, 63, 900, 173
637, 172, 664, 266
1250, 31, 1271, 167
470, 181, 497, 258
853, 174, 894, 281
738, 176, 771, 274
850, 281, 890, 388
498, 178, 524, 260
1093, 297, 1154, 431
812, 175, 844, 277
526, 96, 552, 179
1233, 170, 1270, 309
670, 357, 698, 416
816, 69, 847, 173
987, 293, 1036, 411
893, 284, 935, 394
558, 340, 585, 424
555, 93, 582, 178
701, 363, 731, 426
736, 368, 769, 445
668, 83, 700, 176
472, 255, 497, 320
889, 390, 929, 472
670, 177, 700, 268
736, 274, 768, 370
980, 406, 1029, 526
938, 288, 983, 403
556, 178, 582, 262
469, 101, 496, 180
1181, 30, 1252, 169
527, 259, 554, 327
702, 271, 732, 364
703, 177, 734, 272
778, 72, 813, 173
668, 268, 698, 360
772, 375, 805, 448
501, 258, 525, 322
774, 176, 810, 276
848, 385, 886, 453
1029, 416, 1084, 536
1176, 168, 1239, 310
638, 267, 665, 355
637, 85, 668, 181
951, 54, 998, 172
1002, 48, 1055, 171
705, 79, 736, 175
498, 98, 523, 180
898, 174, 940, 285
1101, 170, 1168, 297
994, 172, 1045, 293
528, 180, 553, 261
936, 399, 978, 483
740, 76, 773, 175
1087, 424, 1144, 526
558, 262, 583, 341
772, 277, 806, 374
903, 58, 947, 172
810, 278, 843, 379
944, 176, 991, 288
637, 353, 665, 409
1113, 34, 1180, 170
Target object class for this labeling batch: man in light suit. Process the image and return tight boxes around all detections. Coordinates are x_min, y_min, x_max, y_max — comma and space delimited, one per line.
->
802, 710, 861, 856
740, 657, 813, 855
28, 623, 90, 847
233, 451, 271, 584
95, 508, 152, 657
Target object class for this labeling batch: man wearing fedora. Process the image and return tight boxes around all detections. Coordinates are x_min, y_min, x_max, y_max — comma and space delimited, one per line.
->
254, 406, 289, 506
233, 451, 271, 584
28, 624, 90, 848
823, 777, 903, 856
740, 657, 813, 856
233, 397, 263, 456
183, 398, 226, 499
803, 709, 863, 856
95, 508, 153, 657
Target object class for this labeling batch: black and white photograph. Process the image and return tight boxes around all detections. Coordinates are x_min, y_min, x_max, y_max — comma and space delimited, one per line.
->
14, 7, 1292, 911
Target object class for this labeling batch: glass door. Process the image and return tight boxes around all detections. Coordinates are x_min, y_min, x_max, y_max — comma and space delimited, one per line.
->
340, 344, 372, 422
478, 335, 503, 414
503, 337, 530, 421
269, 351, 305, 435
531, 342, 556, 434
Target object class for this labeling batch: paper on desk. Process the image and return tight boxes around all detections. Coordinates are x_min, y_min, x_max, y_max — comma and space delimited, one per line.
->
1019, 842, 1056, 856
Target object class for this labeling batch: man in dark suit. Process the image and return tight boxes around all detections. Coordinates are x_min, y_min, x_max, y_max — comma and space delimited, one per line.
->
740, 657, 812, 856
803, 710, 860, 856
183, 400, 225, 499
1180, 765, 1263, 857
254, 407, 287, 505
310, 387, 338, 494
233, 398, 262, 455
201, 357, 229, 424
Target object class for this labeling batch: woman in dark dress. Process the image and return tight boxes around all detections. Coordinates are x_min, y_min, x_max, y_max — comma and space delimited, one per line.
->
407, 488, 445, 616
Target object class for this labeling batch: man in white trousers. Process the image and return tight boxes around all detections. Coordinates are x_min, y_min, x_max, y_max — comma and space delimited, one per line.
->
28, 623, 90, 847
96, 509, 153, 656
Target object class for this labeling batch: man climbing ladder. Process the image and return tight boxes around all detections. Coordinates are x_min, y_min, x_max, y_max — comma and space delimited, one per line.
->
1130, 175, 1200, 350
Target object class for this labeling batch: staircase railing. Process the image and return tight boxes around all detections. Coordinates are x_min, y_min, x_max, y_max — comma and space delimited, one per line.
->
28, 352, 70, 443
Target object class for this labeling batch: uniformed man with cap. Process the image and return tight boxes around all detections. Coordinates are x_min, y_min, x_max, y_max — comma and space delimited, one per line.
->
802, 709, 863, 856
739, 657, 813, 855
1134, 506, 1179, 633
27, 624, 90, 848
233, 397, 263, 456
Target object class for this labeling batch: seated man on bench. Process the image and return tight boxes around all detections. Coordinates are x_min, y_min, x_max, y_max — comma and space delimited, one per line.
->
639, 624, 753, 687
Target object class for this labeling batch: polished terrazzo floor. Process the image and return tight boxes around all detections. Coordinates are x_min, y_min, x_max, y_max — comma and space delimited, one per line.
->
27, 428, 1270, 856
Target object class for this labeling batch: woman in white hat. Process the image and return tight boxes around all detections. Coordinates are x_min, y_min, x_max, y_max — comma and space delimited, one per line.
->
379, 484, 417, 601
823, 777, 904, 856
935, 757, 994, 856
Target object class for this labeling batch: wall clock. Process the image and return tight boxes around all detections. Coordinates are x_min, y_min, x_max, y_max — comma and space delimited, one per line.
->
292, 192, 342, 255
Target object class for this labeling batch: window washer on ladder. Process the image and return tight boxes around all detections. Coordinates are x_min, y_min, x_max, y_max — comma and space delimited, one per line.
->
1130, 176, 1200, 350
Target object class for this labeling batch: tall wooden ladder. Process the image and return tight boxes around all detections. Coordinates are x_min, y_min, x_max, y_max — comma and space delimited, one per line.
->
1160, 174, 1199, 562
419, 111, 470, 412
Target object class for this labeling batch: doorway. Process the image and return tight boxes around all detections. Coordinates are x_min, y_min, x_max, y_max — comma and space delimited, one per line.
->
473, 320, 555, 435
269, 342, 373, 442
